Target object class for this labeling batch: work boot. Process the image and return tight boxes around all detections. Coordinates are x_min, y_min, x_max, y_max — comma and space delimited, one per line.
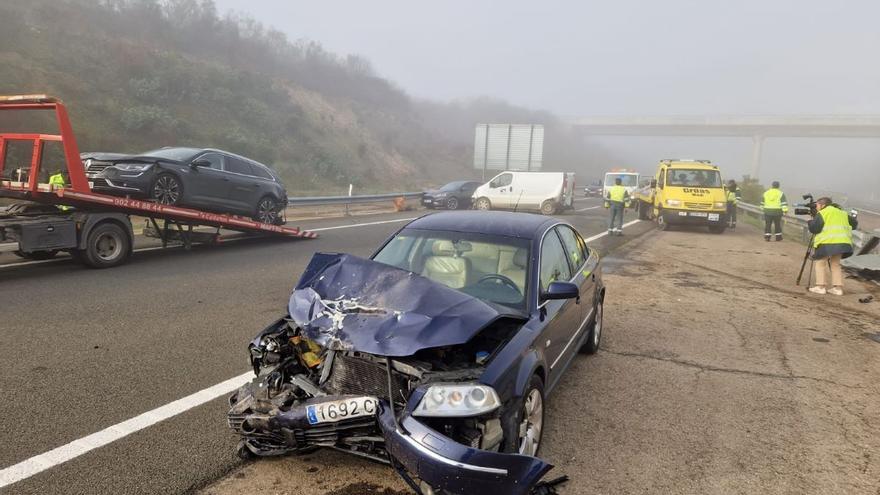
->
808, 286, 827, 295
765, 237, 771, 242
775, 234, 783, 241
828, 287, 843, 296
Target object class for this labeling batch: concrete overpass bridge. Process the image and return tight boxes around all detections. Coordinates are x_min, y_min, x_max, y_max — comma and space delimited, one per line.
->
569, 115, 880, 179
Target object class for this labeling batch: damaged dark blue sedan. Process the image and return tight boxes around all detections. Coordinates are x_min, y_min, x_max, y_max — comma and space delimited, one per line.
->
227, 211, 605, 495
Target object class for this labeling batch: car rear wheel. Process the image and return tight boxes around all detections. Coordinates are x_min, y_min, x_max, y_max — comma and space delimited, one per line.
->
151, 173, 183, 206
475, 197, 491, 211
446, 197, 460, 210
254, 196, 281, 225
581, 298, 603, 354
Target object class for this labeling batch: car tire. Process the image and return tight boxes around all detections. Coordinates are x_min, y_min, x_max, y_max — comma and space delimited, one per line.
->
81, 222, 131, 269
14, 249, 58, 260
501, 375, 545, 457
151, 173, 183, 206
446, 197, 460, 210
540, 200, 557, 215
580, 298, 603, 354
475, 197, 491, 211
254, 196, 281, 225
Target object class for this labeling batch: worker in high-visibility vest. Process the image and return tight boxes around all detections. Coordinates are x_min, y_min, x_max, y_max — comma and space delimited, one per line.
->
726, 180, 741, 229
604, 177, 629, 236
807, 197, 858, 295
48, 170, 70, 211
760, 181, 788, 241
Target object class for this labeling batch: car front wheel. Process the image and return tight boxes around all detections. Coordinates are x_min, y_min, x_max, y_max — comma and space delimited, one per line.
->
254, 196, 281, 225
501, 374, 545, 457
446, 197, 460, 210
151, 173, 183, 206
475, 197, 491, 210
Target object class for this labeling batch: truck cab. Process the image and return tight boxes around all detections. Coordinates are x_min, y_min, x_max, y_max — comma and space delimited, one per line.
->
633, 159, 728, 233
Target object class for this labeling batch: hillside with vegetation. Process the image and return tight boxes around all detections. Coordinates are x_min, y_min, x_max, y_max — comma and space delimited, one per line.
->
0, 0, 590, 193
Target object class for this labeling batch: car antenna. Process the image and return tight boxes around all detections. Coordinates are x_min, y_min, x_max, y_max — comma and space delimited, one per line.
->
513, 190, 524, 213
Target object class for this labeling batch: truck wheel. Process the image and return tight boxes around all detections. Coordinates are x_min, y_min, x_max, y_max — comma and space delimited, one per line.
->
580, 298, 603, 354
540, 200, 557, 215
637, 201, 649, 220
709, 224, 726, 234
14, 249, 58, 260
657, 210, 670, 231
81, 222, 131, 268
475, 197, 491, 211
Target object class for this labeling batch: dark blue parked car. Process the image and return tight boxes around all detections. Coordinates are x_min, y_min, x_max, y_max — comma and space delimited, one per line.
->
227, 211, 605, 494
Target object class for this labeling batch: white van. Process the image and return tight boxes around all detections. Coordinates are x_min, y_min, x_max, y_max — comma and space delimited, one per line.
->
472, 171, 575, 215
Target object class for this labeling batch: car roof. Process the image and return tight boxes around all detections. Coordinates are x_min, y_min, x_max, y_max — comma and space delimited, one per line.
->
404, 211, 557, 239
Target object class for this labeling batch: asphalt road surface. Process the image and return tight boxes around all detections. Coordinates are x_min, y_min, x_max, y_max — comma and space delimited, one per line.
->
1, 198, 653, 494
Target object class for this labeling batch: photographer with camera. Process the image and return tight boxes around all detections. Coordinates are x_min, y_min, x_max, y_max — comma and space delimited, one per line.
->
807, 197, 858, 296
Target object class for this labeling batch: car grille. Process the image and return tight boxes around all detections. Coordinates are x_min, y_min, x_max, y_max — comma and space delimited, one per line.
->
325, 354, 410, 403
85, 160, 113, 173
684, 202, 712, 210
89, 178, 110, 189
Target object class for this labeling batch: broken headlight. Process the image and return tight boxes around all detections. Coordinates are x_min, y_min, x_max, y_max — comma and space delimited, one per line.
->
412, 383, 501, 417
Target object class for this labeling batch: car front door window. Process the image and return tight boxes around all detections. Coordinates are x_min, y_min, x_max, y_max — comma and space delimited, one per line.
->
198, 153, 224, 170
540, 231, 572, 292
557, 225, 586, 271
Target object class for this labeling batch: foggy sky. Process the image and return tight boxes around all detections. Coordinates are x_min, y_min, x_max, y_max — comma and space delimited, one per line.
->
214, 0, 880, 117
212, 0, 880, 200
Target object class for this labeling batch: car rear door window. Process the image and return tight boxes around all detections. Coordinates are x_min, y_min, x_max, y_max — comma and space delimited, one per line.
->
226, 157, 255, 176
540, 230, 572, 291
557, 225, 587, 271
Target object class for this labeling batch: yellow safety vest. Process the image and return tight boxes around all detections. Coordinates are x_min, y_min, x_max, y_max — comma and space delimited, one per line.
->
49, 173, 66, 189
726, 190, 737, 204
813, 206, 852, 248
607, 185, 627, 202
762, 188, 787, 213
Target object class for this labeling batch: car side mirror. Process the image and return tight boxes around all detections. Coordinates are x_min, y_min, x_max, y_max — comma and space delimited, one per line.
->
541, 281, 579, 301
191, 159, 211, 168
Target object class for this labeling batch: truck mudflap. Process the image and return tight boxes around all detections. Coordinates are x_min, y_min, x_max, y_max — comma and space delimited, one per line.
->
377, 401, 552, 495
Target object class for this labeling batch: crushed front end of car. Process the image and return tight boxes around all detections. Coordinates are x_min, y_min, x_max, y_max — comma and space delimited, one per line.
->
227, 253, 552, 495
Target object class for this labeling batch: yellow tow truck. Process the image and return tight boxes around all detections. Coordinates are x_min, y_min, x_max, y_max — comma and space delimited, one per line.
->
632, 159, 729, 233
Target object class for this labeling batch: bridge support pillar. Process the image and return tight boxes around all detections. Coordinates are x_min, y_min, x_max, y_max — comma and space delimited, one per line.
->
750, 135, 764, 180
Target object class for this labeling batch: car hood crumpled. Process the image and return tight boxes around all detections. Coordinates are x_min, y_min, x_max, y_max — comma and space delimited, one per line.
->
287, 252, 524, 357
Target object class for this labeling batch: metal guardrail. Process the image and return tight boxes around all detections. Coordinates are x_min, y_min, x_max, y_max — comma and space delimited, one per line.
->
287, 192, 423, 206
738, 202, 873, 250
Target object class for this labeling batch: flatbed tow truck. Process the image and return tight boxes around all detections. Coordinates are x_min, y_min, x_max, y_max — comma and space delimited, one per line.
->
0, 95, 317, 268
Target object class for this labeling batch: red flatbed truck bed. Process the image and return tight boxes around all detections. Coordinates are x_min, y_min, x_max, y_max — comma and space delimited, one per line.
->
0, 94, 316, 268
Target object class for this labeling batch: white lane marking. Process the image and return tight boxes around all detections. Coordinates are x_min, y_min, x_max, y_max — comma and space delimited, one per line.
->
0, 217, 418, 270
0, 371, 252, 489
0, 215, 640, 487
583, 219, 642, 243
575, 205, 601, 212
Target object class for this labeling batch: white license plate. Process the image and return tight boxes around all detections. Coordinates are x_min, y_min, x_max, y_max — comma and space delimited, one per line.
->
306, 396, 378, 425
88, 181, 94, 189
689, 212, 708, 217
708, 213, 720, 221
678, 211, 688, 216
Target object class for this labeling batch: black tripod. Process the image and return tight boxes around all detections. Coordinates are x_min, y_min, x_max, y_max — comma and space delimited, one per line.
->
796, 234, 816, 286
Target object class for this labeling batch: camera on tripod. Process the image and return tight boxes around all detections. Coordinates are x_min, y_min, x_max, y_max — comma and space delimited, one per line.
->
793, 193, 817, 216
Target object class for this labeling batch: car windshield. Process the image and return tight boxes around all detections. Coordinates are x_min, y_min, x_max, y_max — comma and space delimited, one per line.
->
373, 228, 530, 310
439, 181, 466, 192
666, 169, 722, 187
605, 174, 638, 186
141, 147, 202, 162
